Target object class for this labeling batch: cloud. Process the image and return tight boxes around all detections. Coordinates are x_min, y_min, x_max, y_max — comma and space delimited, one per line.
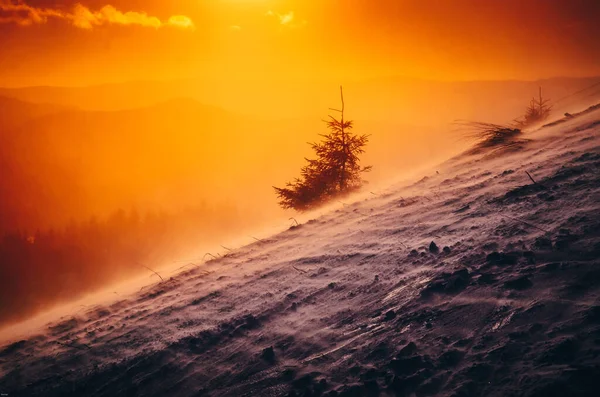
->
278, 11, 294, 25
266, 9, 306, 28
167, 15, 194, 30
0, 1, 64, 26
0, 1, 194, 30
229, 25, 241, 31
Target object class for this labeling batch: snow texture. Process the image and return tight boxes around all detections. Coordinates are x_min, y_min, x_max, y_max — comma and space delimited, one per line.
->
1, 108, 600, 396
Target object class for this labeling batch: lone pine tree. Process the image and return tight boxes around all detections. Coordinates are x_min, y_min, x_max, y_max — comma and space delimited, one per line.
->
516, 86, 552, 128
274, 86, 371, 211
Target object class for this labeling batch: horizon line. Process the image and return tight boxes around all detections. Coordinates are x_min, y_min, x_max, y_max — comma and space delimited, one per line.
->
2, 74, 600, 90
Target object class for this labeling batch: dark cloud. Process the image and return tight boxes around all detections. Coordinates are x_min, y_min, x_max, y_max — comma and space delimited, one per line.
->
0, 0, 194, 29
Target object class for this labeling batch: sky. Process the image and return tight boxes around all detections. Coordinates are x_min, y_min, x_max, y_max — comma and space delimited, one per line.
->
1, 0, 600, 325
0, 0, 599, 87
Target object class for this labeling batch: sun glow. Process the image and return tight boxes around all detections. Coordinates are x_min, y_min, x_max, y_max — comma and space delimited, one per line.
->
1, 1, 600, 379
1, 1, 598, 87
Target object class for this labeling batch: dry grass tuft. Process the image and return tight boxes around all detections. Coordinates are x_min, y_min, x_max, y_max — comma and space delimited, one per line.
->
455, 121, 524, 149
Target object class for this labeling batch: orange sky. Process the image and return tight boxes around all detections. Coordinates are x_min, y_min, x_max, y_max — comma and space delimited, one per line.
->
0, 0, 599, 87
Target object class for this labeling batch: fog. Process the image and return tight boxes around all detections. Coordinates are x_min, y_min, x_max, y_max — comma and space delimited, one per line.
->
1, 75, 599, 326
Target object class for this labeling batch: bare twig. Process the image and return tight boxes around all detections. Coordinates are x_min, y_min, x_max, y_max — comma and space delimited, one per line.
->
203, 253, 218, 260
291, 265, 308, 274
500, 214, 550, 233
289, 217, 300, 226
171, 263, 200, 273
249, 235, 264, 243
138, 263, 164, 282
55, 340, 91, 350
220, 245, 232, 252
525, 171, 538, 185
172, 264, 210, 276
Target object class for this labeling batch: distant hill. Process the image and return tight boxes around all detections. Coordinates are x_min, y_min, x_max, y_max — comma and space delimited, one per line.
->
2, 76, 599, 233
0, 95, 451, 234
0, 96, 71, 130
0, 81, 193, 113
346, 75, 600, 125
0, 97, 76, 233
0, 96, 328, 233
1, 76, 599, 124
0, 97, 254, 232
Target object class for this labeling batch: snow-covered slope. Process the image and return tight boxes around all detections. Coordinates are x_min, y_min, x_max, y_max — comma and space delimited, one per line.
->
1, 108, 599, 397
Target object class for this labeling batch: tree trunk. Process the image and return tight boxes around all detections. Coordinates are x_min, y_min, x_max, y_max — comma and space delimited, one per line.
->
339, 85, 347, 192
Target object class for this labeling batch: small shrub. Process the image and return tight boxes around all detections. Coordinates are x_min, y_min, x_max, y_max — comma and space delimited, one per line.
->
456, 121, 522, 149
515, 87, 552, 128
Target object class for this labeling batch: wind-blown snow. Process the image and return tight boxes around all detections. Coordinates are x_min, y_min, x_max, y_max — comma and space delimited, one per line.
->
1, 108, 599, 396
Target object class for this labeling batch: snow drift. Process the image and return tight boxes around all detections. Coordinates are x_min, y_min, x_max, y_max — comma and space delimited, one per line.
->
1, 107, 599, 396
